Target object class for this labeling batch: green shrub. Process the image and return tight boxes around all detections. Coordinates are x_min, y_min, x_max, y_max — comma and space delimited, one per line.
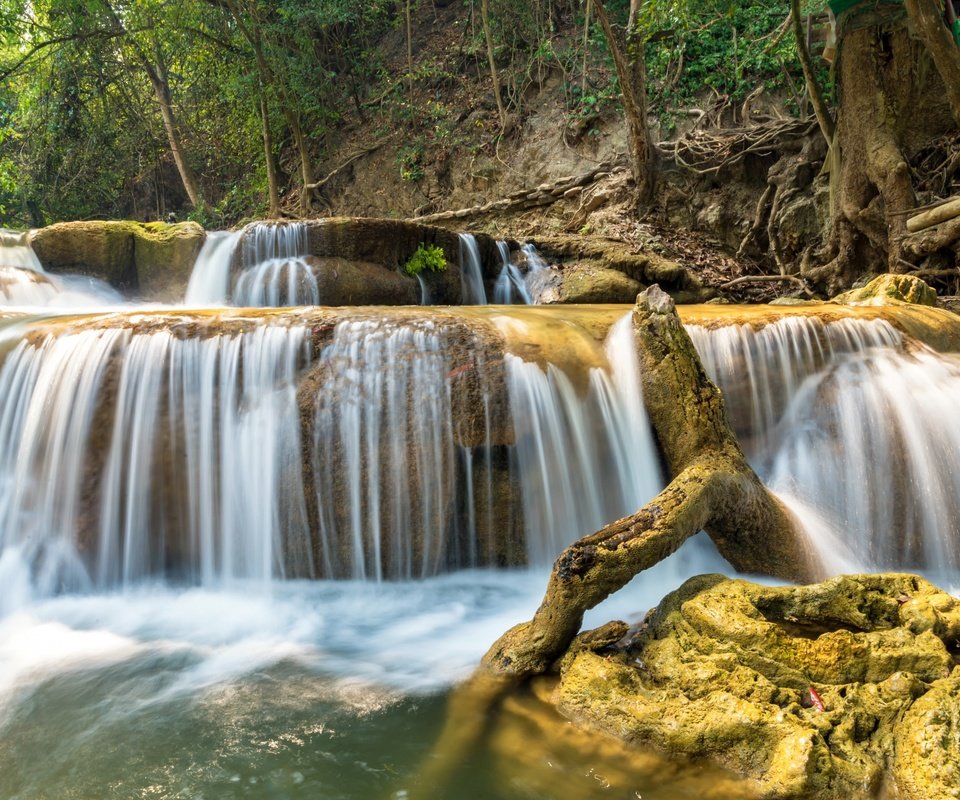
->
404, 243, 447, 277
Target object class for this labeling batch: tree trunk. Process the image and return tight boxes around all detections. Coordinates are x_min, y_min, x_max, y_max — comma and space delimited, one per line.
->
790, 0, 835, 142
259, 90, 281, 217
904, 0, 960, 126
594, 0, 654, 204
143, 56, 204, 210
479, 0, 507, 130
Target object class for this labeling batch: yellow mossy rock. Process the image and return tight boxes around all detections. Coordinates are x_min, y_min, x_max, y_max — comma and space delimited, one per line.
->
553, 573, 960, 799
832, 274, 938, 307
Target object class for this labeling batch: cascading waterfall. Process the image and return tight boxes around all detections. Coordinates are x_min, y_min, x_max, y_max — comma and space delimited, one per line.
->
0, 309, 664, 589
0, 230, 122, 308
0, 229, 42, 272
233, 222, 318, 307
687, 316, 902, 463
0, 322, 312, 594
459, 233, 488, 304
184, 230, 242, 305
493, 242, 532, 305
505, 314, 661, 563
768, 347, 960, 577
687, 312, 960, 577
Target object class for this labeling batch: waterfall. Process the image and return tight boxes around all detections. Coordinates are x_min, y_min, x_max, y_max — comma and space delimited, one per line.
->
687, 316, 902, 464
493, 242, 532, 305
0, 309, 663, 588
768, 348, 960, 577
0, 321, 311, 594
505, 314, 662, 563
0, 229, 42, 272
184, 231, 242, 305
233, 222, 318, 308
0, 230, 122, 308
459, 234, 488, 305
687, 312, 960, 578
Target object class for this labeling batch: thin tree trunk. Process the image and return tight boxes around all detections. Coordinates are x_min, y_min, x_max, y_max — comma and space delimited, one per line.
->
98, 0, 204, 209
259, 90, 281, 217
905, 0, 960, 126
406, 0, 414, 98
790, 0, 835, 142
144, 55, 204, 209
480, 0, 507, 129
594, 0, 654, 203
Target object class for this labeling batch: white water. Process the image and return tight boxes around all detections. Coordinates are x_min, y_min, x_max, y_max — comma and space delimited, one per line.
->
505, 314, 662, 562
184, 230, 242, 305
492, 242, 532, 305
687, 316, 902, 465
688, 313, 960, 579
0, 231, 125, 309
234, 222, 318, 307
459, 233, 488, 305
0, 324, 311, 593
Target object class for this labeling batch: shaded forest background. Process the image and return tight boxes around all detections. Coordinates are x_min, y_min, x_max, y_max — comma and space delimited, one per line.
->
0, 0, 819, 225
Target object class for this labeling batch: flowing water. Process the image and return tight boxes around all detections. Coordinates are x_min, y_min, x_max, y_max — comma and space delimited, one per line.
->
3, 263, 960, 799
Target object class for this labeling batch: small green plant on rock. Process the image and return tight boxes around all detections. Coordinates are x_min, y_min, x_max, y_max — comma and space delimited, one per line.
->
404, 244, 447, 277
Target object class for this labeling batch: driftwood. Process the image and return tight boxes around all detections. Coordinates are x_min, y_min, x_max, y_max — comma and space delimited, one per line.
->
414, 286, 820, 791
906, 195, 960, 233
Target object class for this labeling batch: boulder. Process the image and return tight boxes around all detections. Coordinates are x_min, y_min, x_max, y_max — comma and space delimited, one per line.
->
303, 257, 420, 305
832, 274, 938, 307
557, 264, 642, 303
29, 220, 205, 301
552, 573, 960, 800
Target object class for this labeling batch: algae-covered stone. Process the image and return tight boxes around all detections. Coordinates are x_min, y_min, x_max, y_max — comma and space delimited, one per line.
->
552, 573, 960, 799
133, 221, 205, 302
558, 264, 641, 303
29, 220, 205, 300
832, 274, 938, 307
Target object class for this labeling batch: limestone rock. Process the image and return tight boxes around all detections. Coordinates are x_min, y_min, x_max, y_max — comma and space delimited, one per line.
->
29, 220, 205, 301
832, 274, 938, 307
301, 256, 419, 305
558, 264, 641, 303
553, 573, 960, 799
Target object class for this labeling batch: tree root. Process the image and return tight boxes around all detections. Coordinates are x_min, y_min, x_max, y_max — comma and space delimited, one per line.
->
410, 286, 820, 794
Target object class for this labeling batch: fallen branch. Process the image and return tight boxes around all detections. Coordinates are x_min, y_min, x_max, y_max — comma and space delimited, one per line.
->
721, 274, 814, 296
415, 287, 819, 792
906, 195, 960, 233
303, 142, 386, 192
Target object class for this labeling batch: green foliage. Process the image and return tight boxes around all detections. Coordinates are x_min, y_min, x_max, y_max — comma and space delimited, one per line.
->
403, 244, 446, 278
396, 138, 425, 183
640, 0, 824, 125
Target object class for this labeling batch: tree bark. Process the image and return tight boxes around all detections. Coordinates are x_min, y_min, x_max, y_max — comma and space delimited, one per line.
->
258, 90, 281, 217
594, 0, 654, 204
790, 0, 835, 142
479, 0, 507, 130
904, 0, 960, 126
143, 51, 205, 210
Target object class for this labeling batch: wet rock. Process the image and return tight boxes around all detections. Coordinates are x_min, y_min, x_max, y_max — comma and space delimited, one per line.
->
301, 257, 420, 305
832, 274, 938, 307
557, 264, 642, 303
552, 573, 960, 799
30, 220, 205, 301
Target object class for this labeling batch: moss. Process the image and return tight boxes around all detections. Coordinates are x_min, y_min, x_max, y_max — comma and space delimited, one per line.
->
832, 274, 938, 307
553, 573, 960, 799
